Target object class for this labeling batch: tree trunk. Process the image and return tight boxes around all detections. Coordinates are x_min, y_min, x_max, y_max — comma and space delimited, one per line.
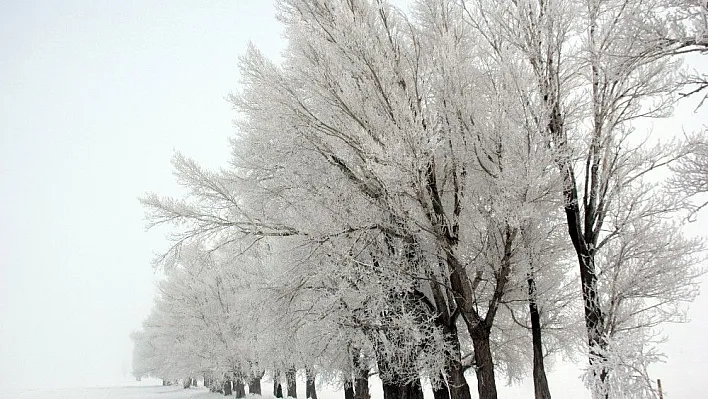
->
234, 379, 246, 398
354, 369, 369, 399
183, 378, 191, 389
192, 378, 197, 387
443, 325, 471, 399
542, 84, 608, 398
224, 379, 233, 396
274, 371, 283, 398
528, 275, 552, 399
344, 379, 355, 399
471, 330, 497, 399
351, 348, 369, 399
432, 373, 449, 399
376, 346, 423, 399
426, 260, 471, 399
305, 368, 317, 399
249, 374, 262, 395
381, 378, 424, 399
286, 368, 297, 398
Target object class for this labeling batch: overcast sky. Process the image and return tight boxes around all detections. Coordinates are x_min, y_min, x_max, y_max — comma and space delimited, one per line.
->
0, 1, 706, 398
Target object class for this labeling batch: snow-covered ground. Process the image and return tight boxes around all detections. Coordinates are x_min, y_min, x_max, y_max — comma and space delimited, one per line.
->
0, 369, 591, 399
2, 385, 216, 399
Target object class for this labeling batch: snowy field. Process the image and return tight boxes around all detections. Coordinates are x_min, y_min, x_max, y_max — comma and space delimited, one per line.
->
3, 385, 217, 399
0, 371, 592, 399
2, 386, 322, 399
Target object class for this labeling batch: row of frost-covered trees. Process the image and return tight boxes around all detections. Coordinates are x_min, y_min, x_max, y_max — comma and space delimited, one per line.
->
132, 1, 708, 398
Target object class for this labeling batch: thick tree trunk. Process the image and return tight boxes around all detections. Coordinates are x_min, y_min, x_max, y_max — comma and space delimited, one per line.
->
234, 379, 246, 398
224, 379, 233, 396
471, 331, 497, 399
443, 325, 471, 399
285, 368, 297, 398
344, 379, 355, 399
305, 368, 317, 399
354, 369, 369, 399
249, 375, 262, 395
376, 347, 423, 399
528, 275, 552, 399
381, 378, 424, 399
447, 358, 471, 399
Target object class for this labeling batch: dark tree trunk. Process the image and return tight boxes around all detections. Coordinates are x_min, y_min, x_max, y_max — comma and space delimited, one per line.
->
441, 323, 471, 399
192, 378, 197, 387
274, 371, 283, 398
344, 379, 355, 399
376, 346, 423, 399
305, 368, 317, 399
285, 368, 297, 398
350, 348, 369, 399
381, 378, 424, 399
249, 374, 262, 395
447, 357, 472, 399
234, 379, 246, 398
354, 369, 369, 399
183, 378, 191, 389
432, 373, 449, 399
224, 379, 233, 396
275, 381, 283, 398
542, 85, 608, 397
471, 330, 497, 399
528, 275, 552, 399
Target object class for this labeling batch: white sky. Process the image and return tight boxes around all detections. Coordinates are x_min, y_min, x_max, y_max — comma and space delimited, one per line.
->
0, 0, 705, 397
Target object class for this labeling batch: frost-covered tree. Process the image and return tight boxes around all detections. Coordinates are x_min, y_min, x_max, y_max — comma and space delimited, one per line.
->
671, 135, 708, 216
455, 0, 706, 397
140, 1, 706, 399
